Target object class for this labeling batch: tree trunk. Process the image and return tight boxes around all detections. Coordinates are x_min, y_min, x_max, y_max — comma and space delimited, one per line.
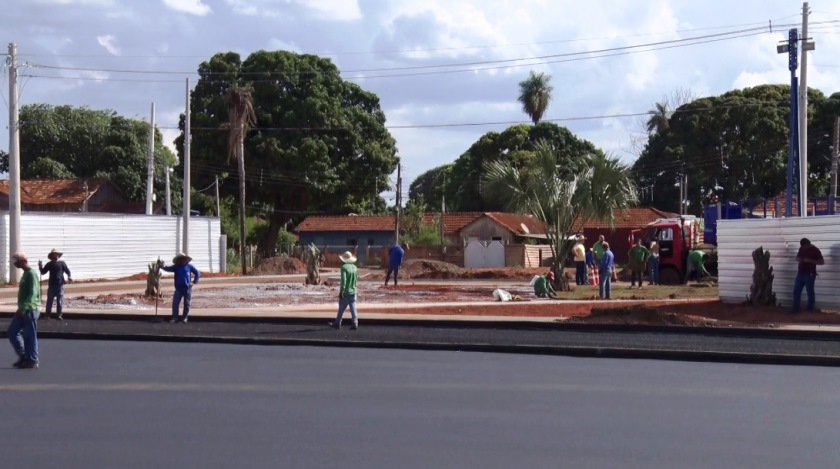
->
749, 246, 776, 305
238, 139, 247, 275
263, 208, 283, 259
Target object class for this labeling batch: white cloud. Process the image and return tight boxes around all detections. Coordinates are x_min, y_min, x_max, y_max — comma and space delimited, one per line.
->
225, 0, 360, 21
266, 38, 301, 53
161, 0, 211, 16
96, 34, 120, 55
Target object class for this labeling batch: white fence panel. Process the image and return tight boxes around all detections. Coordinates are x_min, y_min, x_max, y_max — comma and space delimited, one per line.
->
718, 215, 840, 309
0, 212, 222, 282
464, 240, 484, 268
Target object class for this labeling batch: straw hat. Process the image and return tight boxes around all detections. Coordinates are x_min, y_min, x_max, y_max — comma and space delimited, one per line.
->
48, 248, 63, 259
173, 252, 193, 264
339, 251, 357, 264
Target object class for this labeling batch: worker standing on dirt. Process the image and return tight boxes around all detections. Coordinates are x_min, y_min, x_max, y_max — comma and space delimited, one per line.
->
792, 238, 824, 314
161, 253, 200, 323
648, 240, 660, 285
385, 243, 405, 286
628, 238, 651, 289
685, 250, 710, 284
592, 235, 605, 262
38, 248, 72, 321
599, 242, 614, 300
572, 236, 587, 285
329, 251, 359, 330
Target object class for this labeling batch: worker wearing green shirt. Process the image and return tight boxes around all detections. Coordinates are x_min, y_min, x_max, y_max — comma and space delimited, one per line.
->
329, 251, 359, 330
534, 273, 555, 298
592, 235, 605, 262
628, 238, 651, 289
686, 250, 710, 284
7, 252, 41, 369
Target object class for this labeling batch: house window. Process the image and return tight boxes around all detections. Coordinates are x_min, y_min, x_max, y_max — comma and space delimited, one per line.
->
347, 238, 358, 246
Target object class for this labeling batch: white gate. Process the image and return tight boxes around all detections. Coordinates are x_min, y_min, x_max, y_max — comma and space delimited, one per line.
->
464, 240, 506, 268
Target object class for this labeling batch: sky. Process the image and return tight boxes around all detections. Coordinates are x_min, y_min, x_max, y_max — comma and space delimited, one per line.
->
1, 0, 840, 204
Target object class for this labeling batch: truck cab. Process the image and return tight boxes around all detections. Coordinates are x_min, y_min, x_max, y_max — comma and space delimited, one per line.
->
631, 216, 715, 285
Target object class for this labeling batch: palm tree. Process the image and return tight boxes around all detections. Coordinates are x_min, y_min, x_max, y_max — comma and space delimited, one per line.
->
224, 86, 257, 275
646, 101, 670, 135
483, 140, 637, 291
517, 71, 553, 124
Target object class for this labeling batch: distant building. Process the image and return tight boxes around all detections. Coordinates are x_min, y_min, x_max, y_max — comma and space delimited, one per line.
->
0, 178, 156, 214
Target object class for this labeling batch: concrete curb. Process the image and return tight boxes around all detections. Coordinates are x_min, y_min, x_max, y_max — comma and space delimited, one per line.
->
37, 331, 840, 368
8, 312, 840, 341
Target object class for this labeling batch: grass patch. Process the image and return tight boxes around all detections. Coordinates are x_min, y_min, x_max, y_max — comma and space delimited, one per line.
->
553, 283, 718, 300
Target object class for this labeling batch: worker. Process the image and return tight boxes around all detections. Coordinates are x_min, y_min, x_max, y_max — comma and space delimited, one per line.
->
534, 271, 555, 298
628, 238, 651, 289
572, 236, 587, 285
685, 250, 710, 284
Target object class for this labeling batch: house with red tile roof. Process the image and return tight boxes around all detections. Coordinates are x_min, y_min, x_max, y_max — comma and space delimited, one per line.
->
0, 178, 151, 214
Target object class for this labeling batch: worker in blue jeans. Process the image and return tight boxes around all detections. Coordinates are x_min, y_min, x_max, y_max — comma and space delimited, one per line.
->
598, 242, 614, 300
162, 252, 201, 323
792, 238, 824, 313
8, 252, 41, 369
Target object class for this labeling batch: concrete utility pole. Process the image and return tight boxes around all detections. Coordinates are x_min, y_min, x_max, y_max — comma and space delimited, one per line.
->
164, 167, 172, 216
183, 78, 191, 255
8, 43, 21, 284
799, 2, 815, 216
440, 174, 446, 256
394, 164, 401, 245
146, 102, 156, 215
831, 116, 839, 199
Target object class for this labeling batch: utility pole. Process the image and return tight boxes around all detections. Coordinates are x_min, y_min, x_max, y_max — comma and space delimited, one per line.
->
7, 43, 20, 284
799, 2, 815, 216
831, 116, 839, 200
215, 175, 221, 218
440, 174, 446, 256
182, 78, 191, 255
164, 167, 172, 216
146, 102, 155, 215
394, 164, 401, 244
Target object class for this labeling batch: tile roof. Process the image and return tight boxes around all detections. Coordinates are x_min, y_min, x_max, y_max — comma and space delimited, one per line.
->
573, 207, 678, 230
423, 212, 484, 235
481, 212, 547, 235
0, 178, 108, 205
296, 212, 486, 234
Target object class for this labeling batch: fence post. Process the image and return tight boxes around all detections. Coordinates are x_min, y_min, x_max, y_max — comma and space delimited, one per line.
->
538, 249, 542, 268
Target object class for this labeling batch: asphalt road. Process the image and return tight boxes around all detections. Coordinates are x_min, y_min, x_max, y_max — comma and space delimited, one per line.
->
19, 318, 840, 359
1, 340, 839, 469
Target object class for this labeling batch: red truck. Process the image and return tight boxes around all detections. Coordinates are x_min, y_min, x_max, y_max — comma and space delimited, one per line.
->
630, 216, 717, 285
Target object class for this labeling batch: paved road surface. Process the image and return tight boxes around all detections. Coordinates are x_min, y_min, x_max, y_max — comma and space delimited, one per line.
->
1, 340, 839, 468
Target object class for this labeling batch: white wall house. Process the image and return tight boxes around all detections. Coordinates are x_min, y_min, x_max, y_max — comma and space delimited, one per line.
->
0, 212, 223, 282
718, 215, 840, 309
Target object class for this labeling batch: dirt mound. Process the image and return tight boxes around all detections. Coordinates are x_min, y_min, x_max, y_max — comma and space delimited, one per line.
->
568, 306, 742, 327
252, 256, 307, 275
401, 259, 465, 278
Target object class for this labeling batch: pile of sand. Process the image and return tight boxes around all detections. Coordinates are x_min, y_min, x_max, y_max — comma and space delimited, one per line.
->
252, 256, 307, 275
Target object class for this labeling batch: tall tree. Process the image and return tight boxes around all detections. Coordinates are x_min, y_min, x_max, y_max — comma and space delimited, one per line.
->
441, 122, 600, 212
0, 104, 180, 205
224, 87, 257, 274
484, 140, 637, 290
632, 85, 832, 213
178, 51, 398, 256
646, 101, 670, 135
518, 71, 553, 124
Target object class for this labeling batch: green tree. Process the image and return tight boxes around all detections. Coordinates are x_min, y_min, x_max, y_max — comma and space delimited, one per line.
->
632, 85, 832, 213
178, 50, 398, 257
484, 140, 637, 291
224, 86, 257, 274
407, 164, 453, 211
1, 104, 179, 204
518, 71, 553, 124
646, 101, 670, 135
443, 122, 601, 212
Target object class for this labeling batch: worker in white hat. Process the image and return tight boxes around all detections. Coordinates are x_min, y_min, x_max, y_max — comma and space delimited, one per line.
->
328, 251, 359, 330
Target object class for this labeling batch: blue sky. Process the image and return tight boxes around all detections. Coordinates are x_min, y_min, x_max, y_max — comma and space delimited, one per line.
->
2, 0, 840, 203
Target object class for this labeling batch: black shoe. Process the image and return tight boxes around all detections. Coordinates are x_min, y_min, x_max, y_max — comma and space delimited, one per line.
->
168, 317, 178, 323
39, 314, 49, 321
328, 321, 341, 330
12, 357, 24, 368
55, 314, 64, 321
18, 359, 39, 369
351, 322, 358, 330
178, 317, 188, 323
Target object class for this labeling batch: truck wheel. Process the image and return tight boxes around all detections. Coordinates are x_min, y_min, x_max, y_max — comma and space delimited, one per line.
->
659, 267, 682, 285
